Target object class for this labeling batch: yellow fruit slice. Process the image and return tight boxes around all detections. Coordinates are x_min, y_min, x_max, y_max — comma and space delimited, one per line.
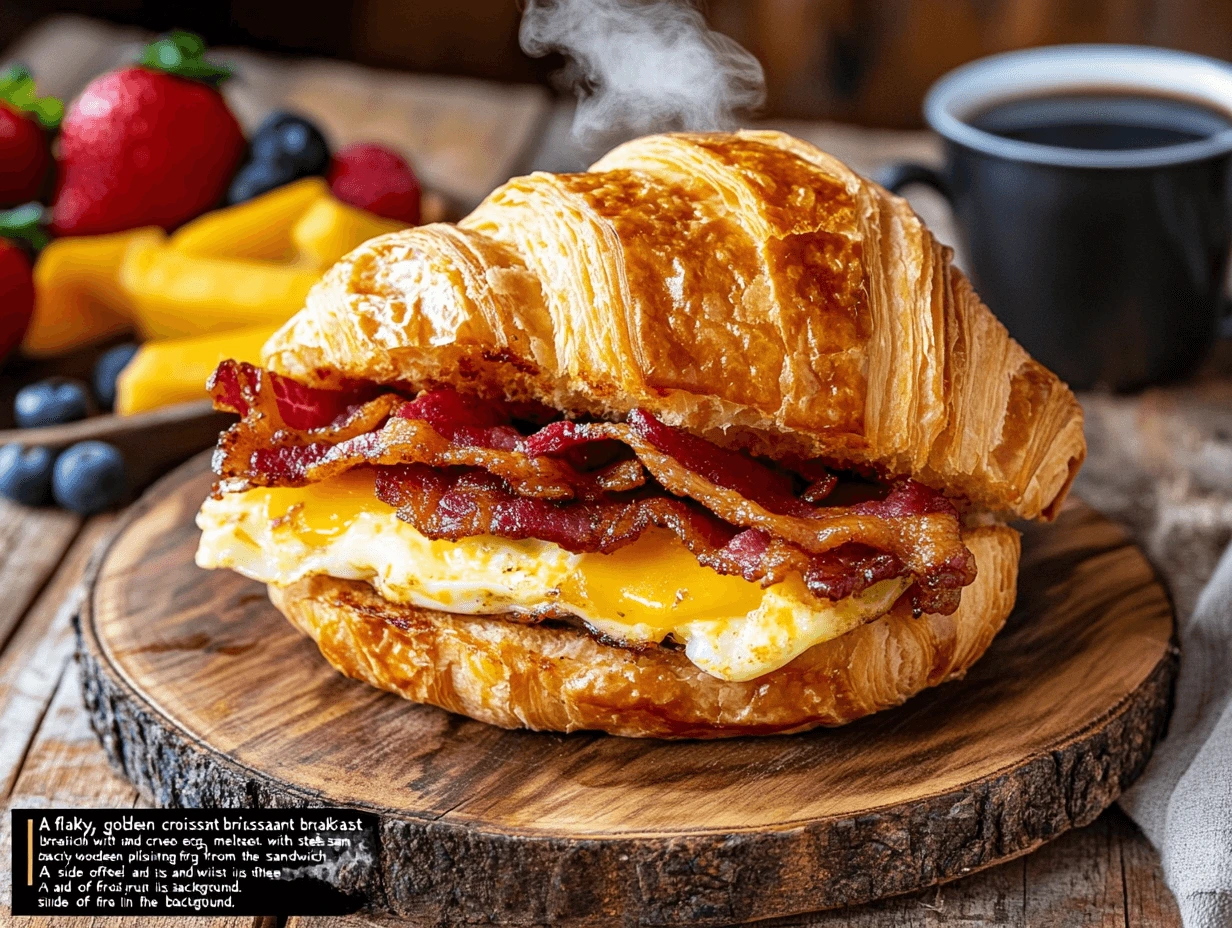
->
23, 227, 165, 357
292, 195, 408, 269
119, 243, 321, 340
170, 177, 329, 262
115, 324, 277, 415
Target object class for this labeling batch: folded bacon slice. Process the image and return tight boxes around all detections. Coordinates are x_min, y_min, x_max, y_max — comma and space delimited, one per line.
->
396, 387, 525, 450
209, 360, 384, 432
211, 366, 646, 500
524, 414, 814, 517
375, 464, 734, 552
518, 416, 972, 587
217, 412, 646, 501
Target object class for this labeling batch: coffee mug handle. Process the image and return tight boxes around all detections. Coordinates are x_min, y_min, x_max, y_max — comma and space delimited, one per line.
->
875, 162, 952, 201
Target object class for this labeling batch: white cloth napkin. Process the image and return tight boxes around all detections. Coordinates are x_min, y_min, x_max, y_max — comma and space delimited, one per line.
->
1120, 539, 1232, 926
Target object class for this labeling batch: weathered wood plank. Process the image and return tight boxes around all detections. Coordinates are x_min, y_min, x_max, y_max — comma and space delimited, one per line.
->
0, 515, 112, 799
0, 500, 79, 658
1021, 812, 1125, 927
1117, 810, 1183, 927
0, 660, 142, 922
776, 859, 1027, 926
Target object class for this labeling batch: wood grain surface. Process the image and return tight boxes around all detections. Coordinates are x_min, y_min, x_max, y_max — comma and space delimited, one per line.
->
74, 452, 1175, 925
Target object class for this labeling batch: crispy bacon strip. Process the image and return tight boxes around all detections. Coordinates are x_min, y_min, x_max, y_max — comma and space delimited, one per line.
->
209, 360, 384, 432
211, 370, 646, 500
521, 416, 972, 586
719, 531, 902, 601
396, 387, 525, 450
375, 464, 734, 553
525, 415, 813, 516
217, 416, 646, 500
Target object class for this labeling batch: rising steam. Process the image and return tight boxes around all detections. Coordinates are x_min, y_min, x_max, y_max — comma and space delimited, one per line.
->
520, 0, 766, 149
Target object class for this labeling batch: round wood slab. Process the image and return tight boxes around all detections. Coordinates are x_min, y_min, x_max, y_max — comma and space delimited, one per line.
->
77, 453, 1176, 926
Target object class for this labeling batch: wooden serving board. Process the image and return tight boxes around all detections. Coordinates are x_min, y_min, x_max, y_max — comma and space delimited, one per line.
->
77, 453, 1176, 926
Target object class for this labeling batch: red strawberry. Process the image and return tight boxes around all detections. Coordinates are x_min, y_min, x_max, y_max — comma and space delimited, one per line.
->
0, 205, 43, 365
0, 66, 61, 207
328, 143, 421, 224
0, 243, 33, 363
51, 31, 244, 236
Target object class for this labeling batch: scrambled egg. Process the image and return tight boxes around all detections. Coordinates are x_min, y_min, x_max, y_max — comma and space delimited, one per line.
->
196, 469, 907, 681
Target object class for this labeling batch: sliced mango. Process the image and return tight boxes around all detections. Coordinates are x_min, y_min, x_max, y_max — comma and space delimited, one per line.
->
23, 227, 165, 357
292, 196, 408, 269
119, 243, 321, 340
115, 324, 277, 415
170, 177, 328, 261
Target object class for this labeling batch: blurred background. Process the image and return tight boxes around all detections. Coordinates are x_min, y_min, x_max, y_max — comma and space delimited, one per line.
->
4, 0, 1232, 128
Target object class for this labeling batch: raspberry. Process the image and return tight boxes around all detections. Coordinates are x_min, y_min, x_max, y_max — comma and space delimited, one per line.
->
328, 143, 421, 224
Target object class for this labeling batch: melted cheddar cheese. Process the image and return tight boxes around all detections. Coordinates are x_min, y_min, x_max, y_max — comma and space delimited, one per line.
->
195, 469, 907, 681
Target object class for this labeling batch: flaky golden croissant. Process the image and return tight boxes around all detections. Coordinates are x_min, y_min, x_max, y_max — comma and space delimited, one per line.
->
198, 130, 1085, 737
264, 130, 1084, 521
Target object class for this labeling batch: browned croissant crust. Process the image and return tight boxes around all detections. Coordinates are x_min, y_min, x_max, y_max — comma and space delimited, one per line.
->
267, 524, 1018, 738
262, 130, 1084, 520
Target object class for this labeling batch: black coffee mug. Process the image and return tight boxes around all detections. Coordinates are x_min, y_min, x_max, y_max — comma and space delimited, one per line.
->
878, 45, 1232, 391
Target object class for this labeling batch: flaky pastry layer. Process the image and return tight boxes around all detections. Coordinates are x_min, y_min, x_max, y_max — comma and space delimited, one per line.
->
262, 130, 1084, 520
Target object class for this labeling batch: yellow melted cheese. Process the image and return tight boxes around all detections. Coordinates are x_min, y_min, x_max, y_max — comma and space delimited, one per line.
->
195, 469, 908, 681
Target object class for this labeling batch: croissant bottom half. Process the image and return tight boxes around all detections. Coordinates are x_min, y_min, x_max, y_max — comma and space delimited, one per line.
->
268, 525, 1018, 739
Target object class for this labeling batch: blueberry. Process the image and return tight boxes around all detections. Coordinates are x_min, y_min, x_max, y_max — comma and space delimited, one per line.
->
93, 343, 140, 410
0, 444, 55, 506
14, 377, 92, 428
254, 111, 329, 174
226, 158, 302, 205
52, 441, 126, 514
226, 111, 329, 205
250, 132, 285, 164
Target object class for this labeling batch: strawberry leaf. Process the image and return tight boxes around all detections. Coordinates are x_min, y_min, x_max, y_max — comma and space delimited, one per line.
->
139, 30, 232, 86
0, 203, 50, 252
0, 65, 63, 130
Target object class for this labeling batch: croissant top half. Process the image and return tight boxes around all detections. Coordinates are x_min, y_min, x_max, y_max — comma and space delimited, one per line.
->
262, 130, 1085, 520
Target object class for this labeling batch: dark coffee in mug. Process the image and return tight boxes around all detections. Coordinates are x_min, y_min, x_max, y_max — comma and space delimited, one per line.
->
878, 47, 1232, 391
972, 93, 1232, 151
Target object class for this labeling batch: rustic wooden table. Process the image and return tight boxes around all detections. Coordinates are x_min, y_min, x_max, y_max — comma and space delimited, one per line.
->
5, 14, 1231, 927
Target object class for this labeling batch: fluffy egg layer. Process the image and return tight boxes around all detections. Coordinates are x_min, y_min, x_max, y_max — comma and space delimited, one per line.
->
195, 469, 908, 681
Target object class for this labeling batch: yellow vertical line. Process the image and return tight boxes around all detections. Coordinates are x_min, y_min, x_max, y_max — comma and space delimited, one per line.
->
27, 818, 33, 885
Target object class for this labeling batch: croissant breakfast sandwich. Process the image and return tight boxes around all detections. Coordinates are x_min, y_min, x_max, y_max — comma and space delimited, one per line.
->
195, 130, 1085, 738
